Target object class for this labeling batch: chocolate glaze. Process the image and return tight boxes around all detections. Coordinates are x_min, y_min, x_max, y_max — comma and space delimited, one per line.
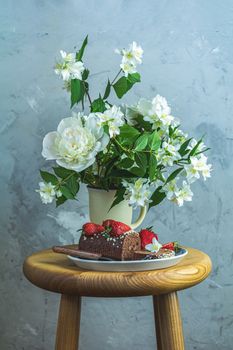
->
79, 231, 141, 260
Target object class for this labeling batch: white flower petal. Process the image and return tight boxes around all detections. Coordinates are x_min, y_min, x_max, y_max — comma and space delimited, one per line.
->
57, 115, 83, 134
42, 132, 59, 160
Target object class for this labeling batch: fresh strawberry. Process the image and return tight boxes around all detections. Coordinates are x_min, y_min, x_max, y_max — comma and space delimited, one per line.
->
102, 219, 114, 227
111, 221, 131, 236
162, 241, 179, 252
82, 223, 105, 236
139, 228, 159, 250
103, 219, 131, 236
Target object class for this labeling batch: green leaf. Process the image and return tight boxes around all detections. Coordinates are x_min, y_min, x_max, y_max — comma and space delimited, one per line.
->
135, 152, 147, 170
113, 73, 141, 99
56, 195, 67, 207
109, 188, 126, 210
113, 76, 129, 98
71, 79, 84, 108
103, 79, 111, 99
105, 156, 120, 176
149, 187, 166, 209
60, 186, 75, 199
119, 124, 140, 139
148, 131, 161, 151
127, 72, 141, 84
40, 170, 58, 185
129, 166, 145, 177
91, 97, 106, 112
76, 35, 88, 61
165, 168, 183, 184
149, 154, 157, 181
189, 139, 203, 157
135, 134, 149, 151
82, 68, 89, 80
53, 167, 75, 179
110, 169, 134, 178
178, 138, 192, 156
117, 158, 134, 169
66, 177, 80, 196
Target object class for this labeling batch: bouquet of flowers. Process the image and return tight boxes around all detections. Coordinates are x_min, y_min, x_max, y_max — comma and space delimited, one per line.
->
37, 36, 212, 210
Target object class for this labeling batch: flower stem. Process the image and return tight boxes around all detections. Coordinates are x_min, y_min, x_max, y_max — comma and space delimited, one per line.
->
82, 81, 92, 105
111, 69, 122, 85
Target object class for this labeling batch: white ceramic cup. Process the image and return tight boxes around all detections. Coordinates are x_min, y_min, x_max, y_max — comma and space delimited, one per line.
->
88, 187, 147, 229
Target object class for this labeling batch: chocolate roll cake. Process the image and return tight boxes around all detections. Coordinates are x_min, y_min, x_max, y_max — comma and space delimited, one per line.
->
79, 230, 141, 260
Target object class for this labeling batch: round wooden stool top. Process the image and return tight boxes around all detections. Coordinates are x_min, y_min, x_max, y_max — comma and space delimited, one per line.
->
23, 247, 211, 297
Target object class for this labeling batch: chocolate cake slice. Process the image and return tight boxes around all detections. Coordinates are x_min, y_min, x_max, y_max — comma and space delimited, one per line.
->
79, 230, 141, 260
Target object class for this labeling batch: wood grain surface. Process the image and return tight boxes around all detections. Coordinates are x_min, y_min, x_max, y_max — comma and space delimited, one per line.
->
23, 247, 212, 297
153, 292, 184, 350
55, 295, 81, 350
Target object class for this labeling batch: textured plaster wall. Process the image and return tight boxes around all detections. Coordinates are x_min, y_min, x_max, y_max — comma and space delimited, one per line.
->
0, 0, 232, 349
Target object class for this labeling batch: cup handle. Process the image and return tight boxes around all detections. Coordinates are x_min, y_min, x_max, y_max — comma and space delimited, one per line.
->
130, 206, 147, 230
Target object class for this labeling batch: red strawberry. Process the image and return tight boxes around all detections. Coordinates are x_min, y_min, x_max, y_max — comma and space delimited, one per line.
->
82, 223, 105, 236
162, 241, 179, 251
102, 219, 114, 227
103, 219, 131, 236
111, 221, 131, 236
139, 228, 159, 250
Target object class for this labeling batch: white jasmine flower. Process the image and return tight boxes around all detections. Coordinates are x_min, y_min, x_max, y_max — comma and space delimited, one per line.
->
122, 178, 153, 208
157, 140, 181, 167
60, 50, 75, 62
116, 41, 143, 64
173, 181, 193, 207
42, 113, 109, 172
54, 50, 85, 81
128, 95, 174, 131
120, 61, 137, 77
116, 41, 143, 76
185, 154, 212, 183
163, 180, 193, 207
145, 237, 162, 253
163, 179, 179, 200
121, 41, 143, 65
151, 95, 171, 118
36, 182, 57, 204
95, 105, 125, 137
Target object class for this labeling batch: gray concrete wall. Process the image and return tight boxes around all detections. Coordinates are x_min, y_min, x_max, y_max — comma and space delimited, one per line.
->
0, 0, 232, 349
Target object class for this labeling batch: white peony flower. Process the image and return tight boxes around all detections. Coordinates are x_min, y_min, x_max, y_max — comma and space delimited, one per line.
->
185, 154, 212, 183
54, 50, 85, 81
36, 181, 58, 204
42, 113, 109, 172
95, 105, 125, 138
145, 237, 162, 253
122, 178, 153, 208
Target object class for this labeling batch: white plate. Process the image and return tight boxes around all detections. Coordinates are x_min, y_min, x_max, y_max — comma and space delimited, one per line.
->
68, 249, 188, 272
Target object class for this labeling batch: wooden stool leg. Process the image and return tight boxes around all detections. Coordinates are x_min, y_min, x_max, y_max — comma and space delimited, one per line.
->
153, 292, 185, 350
55, 295, 81, 350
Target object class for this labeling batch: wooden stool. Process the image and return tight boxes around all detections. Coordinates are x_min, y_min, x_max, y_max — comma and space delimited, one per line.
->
23, 247, 211, 350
